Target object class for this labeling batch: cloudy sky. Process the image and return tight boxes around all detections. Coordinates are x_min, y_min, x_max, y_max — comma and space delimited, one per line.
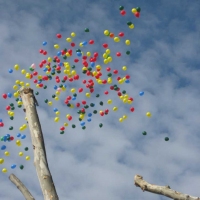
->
0, 0, 200, 199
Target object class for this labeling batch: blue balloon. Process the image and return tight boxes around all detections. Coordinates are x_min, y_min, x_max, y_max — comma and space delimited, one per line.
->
3, 136, 7, 142
17, 133, 21, 137
1, 145, 6, 150
53, 108, 58, 112
125, 80, 130, 83
72, 97, 76, 101
90, 62, 95, 67
88, 113, 92, 117
37, 80, 42, 84
80, 121, 85, 126
8, 69, 13, 73
82, 41, 87, 46
54, 85, 58, 90
43, 41, 47, 46
0, 119, 2, 122
63, 84, 67, 88
11, 164, 16, 169
21, 135, 26, 139
7, 93, 12, 98
58, 62, 63, 66
6, 134, 10, 137
43, 68, 47, 72
87, 118, 91, 122
76, 52, 82, 57
57, 51, 61, 56
139, 91, 144, 96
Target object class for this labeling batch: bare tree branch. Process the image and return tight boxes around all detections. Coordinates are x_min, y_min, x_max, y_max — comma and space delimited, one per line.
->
19, 87, 59, 200
134, 174, 200, 200
9, 173, 35, 200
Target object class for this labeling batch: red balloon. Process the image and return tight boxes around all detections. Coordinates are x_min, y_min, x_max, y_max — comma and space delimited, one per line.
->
10, 136, 14, 140
118, 32, 124, 37
60, 126, 65, 131
39, 63, 43, 68
68, 116, 72, 121
64, 100, 69, 104
135, 12, 140, 18
82, 100, 86, 105
43, 51, 47, 55
126, 75, 130, 79
56, 34, 62, 38
90, 88, 94, 93
0, 122, 4, 127
106, 67, 111, 72
6, 106, 11, 110
71, 42, 75, 47
100, 111, 104, 116
116, 52, 121, 57
33, 71, 38, 76
74, 75, 79, 80
89, 40, 94, 44
63, 76, 68, 81
118, 92, 122, 96
102, 80, 107, 84
130, 107, 135, 112
39, 49, 44, 53
69, 78, 73, 82
120, 10, 126, 16
94, 52, 98, 57
82, 55, 87, 60
67, 96, 72, 100
113, 70, 118, 74
103, 43, 108, 48
129, 97, 134, 101
33, 79, 37, 83
74, 58, 79, 63
2, 94, 7, 99
110, 86, 114, 90
39, 83, 43, 87
76, 103, 80, 107
104, 91, 109, 95
78, 88, 83, 93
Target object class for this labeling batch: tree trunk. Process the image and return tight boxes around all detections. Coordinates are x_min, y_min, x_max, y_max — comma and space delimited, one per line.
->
134, 174, 199, 200
19, 87, 59, 200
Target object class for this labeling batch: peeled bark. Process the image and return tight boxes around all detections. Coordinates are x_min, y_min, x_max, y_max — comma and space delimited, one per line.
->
9, 173, 35, 200
134, 174, 200, 200
19, 87, 59, 200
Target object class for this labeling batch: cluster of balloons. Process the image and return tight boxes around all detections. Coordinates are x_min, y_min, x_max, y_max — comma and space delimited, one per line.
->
0, 4, 169, 174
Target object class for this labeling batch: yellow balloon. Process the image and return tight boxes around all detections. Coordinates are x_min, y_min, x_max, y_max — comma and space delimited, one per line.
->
128, 100, 132, 104
55, 111, 60, 115
66, 52, 71, 57
129, 24, 134, 29
64, 122, 68, 127
22, 124, 27, 129
104, 59, 108, 64
125, 40, 131, 45
54, 44, 59, 49
21, 69, 26, 74
105, 49, 110, 54
70, 104, 74, 108
47, 57, 52, 62
86, 52, 91, 57
119, 118, 123, 122
48, 101, 52, 106
4, 151, 10, 156
66, 38, 72, 42
54, 117, 59, 122
123, 115, 128, 119
132, 8, 137, 13
71, 32, 76, 37
36, 84, 40, 88
9, 112, 14, 116
104, 30, 109, 36
55, 96, 59, 101
55, 91, 60, 96
114, 37, 120, 42
0, 158, 4, 164
14, 64, 20, 70
107, 99, 112, 104
25, 156, 30, 160
19, 152, 23, 156
19, 126, 23, 131
79, 114, 85, 119
96, 65, 101, 70
86, 93, 91, 98
146, 112, 152, 117
97, 80, 102, 84
2, 168, 7, 173
71, 70, 76, 75
71, 88, 76, 93
123, 99, 128, 103
15, 80, 20, 84
122, 66, 127, 71
26, 83, 30, 87
16, 140, 21, 145
107, 57, 112, 62
79, 43, 83, 47
113, 107, 118, 111
103, 53, 107, 59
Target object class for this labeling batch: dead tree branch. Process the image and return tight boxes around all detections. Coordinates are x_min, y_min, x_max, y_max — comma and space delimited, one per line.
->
19, 87, 59, 200
9, 173, 35, 200
134, 174, 200, 200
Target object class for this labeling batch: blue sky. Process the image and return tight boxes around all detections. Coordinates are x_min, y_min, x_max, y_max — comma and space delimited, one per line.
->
0, 0, 200, 199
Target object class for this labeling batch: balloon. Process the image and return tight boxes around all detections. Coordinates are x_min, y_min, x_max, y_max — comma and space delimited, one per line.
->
125, 40, 130, 45
26, 156, 30, 160
71, 32, 76, 37
139, 91, 144, 96
21, 135, 26, 139
99, 123, 103, 128
4, 151, 10, 156
43, 41, 47, 46
19, 152, 23, 156
56, 33, 62, 38
146, 112, 151, 117
130, 107, 135, 112
120, 10, 126, 16
8, 69, 13, 73
2, 168, 7, 173
114, 37, 120, 42
0, 158, 4, 164
132, 8, 137, 13
136, 7, 141, 12
1, 145, 6, 150
20, 165, 24, 170
135, 12, 140, 18
119, 6, 124, 10
122, 66, 127, 71
165, 137, 169, 141
85, 28, 89, 32
11, 164, 16, 169
142, 131, 147, 135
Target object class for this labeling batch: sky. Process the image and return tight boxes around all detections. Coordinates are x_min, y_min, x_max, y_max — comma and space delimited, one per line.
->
0, 0, 200, 199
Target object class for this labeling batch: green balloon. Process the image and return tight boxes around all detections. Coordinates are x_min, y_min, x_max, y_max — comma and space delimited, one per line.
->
93, 110, 97, 114
85, 28, 89, 32
96, 94, 100, 98
165, 137, 169, 141
136, 7, 141, 12
72, 124, 76, 128
20, 165, 24, 170
119, 6, 124, 10
43, 85, 47, 89
10, 116, 14, 120
142, 131, 147, 135
127, 21, 133, 26
72, 65, 76, 69
90, 103, 95, 107
44, 99, 48, 103
99, 123, 103, 128
35, 92, 39, 95
126, 51, 130, 55
60, 131, 64, 134
99, 101, 103, 106
9, 126, 13, 130
24, 147, 29, 151
82, 126, 86, 130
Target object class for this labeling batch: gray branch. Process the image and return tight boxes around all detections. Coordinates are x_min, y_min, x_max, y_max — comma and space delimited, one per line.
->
134, 174, 200, 200
9, 173, 35, 200
19, 87, 59, 200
